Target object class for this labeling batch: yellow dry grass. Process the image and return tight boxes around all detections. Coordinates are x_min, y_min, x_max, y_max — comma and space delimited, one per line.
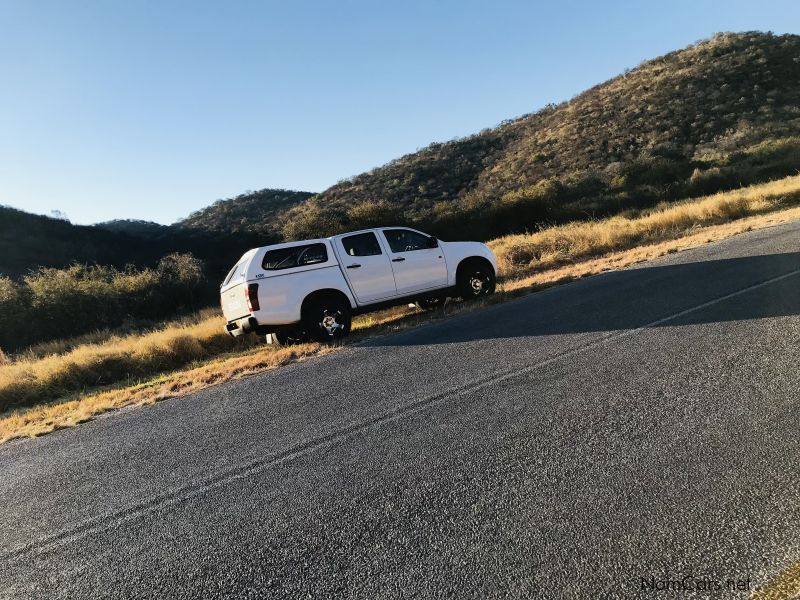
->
0, 313, 258, 411
750, 558, 800, 600
499, 205, 800, 293
489, 175, 800, 277
2, 175, 800, 443
0, 342, 325, 442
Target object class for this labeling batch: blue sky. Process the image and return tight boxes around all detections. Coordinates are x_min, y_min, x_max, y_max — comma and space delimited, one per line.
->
1, 1, 799, 225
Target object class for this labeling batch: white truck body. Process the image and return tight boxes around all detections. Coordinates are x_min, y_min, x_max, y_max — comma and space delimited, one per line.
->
220, 227, 497, 338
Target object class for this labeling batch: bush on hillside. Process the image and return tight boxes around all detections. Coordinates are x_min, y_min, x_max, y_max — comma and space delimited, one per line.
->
281, 201, 346, 240
346, 200, 403, 229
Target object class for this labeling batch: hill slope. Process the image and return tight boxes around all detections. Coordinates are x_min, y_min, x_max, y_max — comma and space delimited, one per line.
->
0, 207, 166, 278
0, 205, 282, 280
283, 31, 800, 240
176, 189, 314, 234
95, 219, 170, 237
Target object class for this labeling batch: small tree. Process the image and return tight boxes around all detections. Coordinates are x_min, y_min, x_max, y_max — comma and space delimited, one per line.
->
346, 200, 402, 229
157, 253, 204, 311
282, 203, 345, 240
0, 276, 27, 352
157, 253, 203, 286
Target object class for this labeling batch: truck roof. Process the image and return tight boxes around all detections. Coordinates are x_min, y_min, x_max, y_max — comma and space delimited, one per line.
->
246, 226, 418, 254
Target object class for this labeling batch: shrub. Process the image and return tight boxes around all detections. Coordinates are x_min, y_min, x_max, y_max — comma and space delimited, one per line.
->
0, 255, 208, 353
282, 202, 345, 240
500, 178, 563, 207
491, 178, 564, 232
688, 167, 734, 194
346, 200, 403, 229
156, 253, 205, 311
0, 277, 29, 351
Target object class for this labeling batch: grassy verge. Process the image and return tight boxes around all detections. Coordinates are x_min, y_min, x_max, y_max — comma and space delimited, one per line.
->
0, 310, 260, 411
2, 176, 800, 443
490, 174, 800, 277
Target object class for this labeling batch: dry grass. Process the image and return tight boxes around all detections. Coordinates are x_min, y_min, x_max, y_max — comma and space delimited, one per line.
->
750, 558, 800, 600
2, 176, 800, 443
0, 312, 260, 412
0, 343, 325, 442
15, 308, 222, 362
499, 205, 800, 293
489, 175, 800, 277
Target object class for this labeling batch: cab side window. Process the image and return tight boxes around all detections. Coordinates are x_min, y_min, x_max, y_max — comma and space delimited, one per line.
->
341, 232, 383, 256
383, 229, 432, 253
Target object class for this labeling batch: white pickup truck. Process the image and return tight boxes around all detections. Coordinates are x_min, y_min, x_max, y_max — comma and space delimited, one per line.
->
220, 227, 497, 344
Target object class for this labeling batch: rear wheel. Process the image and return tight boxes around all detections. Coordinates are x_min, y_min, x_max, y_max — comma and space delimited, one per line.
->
457, 260, 496, 300
303, 296, 352, 344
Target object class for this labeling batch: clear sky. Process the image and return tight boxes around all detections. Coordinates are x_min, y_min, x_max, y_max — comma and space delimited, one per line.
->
1, 1, 799, 225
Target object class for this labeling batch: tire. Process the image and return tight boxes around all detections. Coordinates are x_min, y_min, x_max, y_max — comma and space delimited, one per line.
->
303, 295, 352, 343
457, 260, 496, 300
416, 296, 444, 310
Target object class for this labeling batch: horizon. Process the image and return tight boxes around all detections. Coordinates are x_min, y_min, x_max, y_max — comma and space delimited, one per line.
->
1, 1, 799, 226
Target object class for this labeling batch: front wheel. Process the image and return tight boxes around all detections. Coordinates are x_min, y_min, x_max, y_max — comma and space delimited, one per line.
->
303, 296, 352, 344
457, 261, 496, 300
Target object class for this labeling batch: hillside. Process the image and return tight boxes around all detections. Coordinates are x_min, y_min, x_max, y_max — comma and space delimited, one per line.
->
282, 31, 800, 240
2, 187, 316, 278
95, 219, 170, 237
176, 188, 314, 233
0, 207, 167, 278
0, 206, 276, 280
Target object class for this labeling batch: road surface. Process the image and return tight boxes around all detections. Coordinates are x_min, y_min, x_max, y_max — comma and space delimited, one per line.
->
1, 222, 799, 599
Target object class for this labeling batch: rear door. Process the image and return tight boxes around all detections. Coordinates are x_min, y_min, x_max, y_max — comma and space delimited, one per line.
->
220, 259, 250, 321
335, 231, 397, 303
380, 228, 448, 295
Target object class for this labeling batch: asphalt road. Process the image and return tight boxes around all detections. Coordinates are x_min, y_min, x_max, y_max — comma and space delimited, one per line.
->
1, 222, 799, 599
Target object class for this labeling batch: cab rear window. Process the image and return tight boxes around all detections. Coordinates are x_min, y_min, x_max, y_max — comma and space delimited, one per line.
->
262, 243, 328, 271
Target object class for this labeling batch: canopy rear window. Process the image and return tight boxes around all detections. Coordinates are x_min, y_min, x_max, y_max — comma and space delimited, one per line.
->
223, 261, 246, 286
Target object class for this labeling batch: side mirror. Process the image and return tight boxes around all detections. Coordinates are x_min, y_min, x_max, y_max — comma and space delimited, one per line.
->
428, 236, 439, 248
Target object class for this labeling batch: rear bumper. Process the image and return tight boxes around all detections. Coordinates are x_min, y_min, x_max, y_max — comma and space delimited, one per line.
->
225, 316, 259, 337
225, 316, 289, 337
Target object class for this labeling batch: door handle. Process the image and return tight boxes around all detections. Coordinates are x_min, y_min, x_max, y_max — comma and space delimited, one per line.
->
347, 263, 361, 269
391, 257, 406, 262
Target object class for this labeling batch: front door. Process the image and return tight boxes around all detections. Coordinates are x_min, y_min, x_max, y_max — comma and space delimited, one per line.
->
336, 231, 397, 303
380, 228, 448, 295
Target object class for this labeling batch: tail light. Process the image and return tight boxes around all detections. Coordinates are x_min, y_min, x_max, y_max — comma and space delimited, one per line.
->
245, 283, 260, 312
